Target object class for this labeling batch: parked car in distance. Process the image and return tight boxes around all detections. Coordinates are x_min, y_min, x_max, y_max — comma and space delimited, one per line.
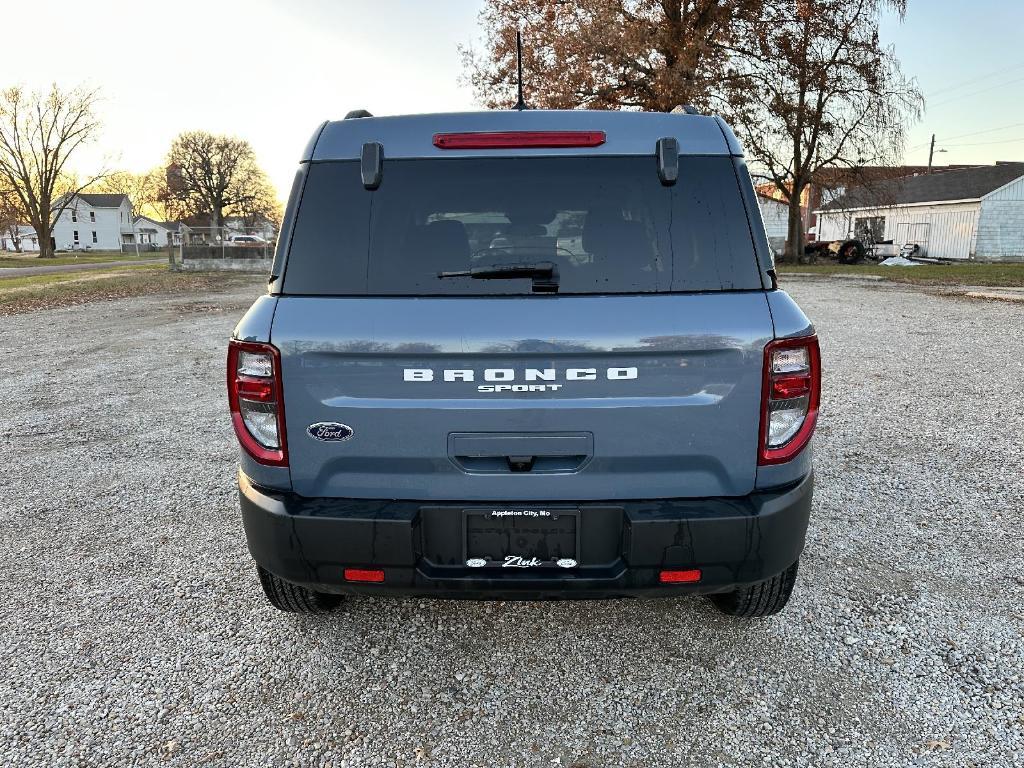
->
225, 234, 267, 246
228, 108, 820, 618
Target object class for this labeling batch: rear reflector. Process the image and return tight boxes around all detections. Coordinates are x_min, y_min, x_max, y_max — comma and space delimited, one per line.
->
344, 568, 385, 583
771, 375, 812, 400
659, 568, 702, 584
433, 131, 606, 150
236, 377, 274, 402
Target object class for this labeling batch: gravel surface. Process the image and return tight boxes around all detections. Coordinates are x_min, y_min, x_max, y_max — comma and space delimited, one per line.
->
1, 277, 1022, 767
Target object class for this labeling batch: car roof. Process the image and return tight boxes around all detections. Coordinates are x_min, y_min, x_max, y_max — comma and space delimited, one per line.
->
304, 110, 743, 162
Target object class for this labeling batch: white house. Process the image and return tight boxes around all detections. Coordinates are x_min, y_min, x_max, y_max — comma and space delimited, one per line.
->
133, 215, 173, 246
1, 225, 40, 252
52, 193, 134, 251
166, 222, 191, 246
758, 194, 790, 256
815, 162, 1024, 261
131, 217, 193, 247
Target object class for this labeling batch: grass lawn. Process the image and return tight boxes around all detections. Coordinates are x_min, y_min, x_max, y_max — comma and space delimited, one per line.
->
0, 250, 166, 268
0, 263, 262, 314
776, 261, 1024, 288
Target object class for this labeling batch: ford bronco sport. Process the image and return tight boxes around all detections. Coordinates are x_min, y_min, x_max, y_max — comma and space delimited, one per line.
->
229, 109, 819, 617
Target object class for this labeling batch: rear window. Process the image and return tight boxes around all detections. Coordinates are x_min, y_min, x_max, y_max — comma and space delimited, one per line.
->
283, 156, 761, 295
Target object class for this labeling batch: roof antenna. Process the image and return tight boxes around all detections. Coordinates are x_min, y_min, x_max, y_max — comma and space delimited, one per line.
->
514, 30, 528, 111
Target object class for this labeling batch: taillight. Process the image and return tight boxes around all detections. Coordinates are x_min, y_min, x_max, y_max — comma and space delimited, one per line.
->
432, 131, 606, 149
227, 340, 287, 466
759, 335, 820, 465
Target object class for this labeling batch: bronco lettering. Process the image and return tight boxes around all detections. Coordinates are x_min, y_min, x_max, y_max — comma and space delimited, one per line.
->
403, 367, 638, 389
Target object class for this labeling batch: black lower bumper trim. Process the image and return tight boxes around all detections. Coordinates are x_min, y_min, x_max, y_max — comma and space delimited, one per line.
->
239, 472, 813, 599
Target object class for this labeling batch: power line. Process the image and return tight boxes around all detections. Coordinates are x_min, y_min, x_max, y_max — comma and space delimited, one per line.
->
910, 123, 1024, 152
924, 61, 1024, 99
928, 75, 1024, 110
941, 136, 1024, 148
937, 121, 1024, 143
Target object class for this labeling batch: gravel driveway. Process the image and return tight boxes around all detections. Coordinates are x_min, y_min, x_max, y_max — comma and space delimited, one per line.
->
1, 277, 1021, 767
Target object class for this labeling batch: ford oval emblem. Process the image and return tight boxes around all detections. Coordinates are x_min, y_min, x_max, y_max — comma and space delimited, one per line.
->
307, 422, 354, 442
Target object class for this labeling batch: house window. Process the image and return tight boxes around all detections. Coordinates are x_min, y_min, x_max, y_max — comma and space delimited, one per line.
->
92, 231, 97, 244
89, 211, 96, 222
73, 230, 79, 243
822, 186, 846, 205
71, 210, 77, 222
854, 216, 885, 243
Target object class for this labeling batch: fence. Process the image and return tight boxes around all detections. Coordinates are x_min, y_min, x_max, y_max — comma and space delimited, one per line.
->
121, 243, 163, 253
172, 226, 276, 273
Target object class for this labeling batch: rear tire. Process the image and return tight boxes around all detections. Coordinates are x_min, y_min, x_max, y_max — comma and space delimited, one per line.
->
256, 566, 344, 614
708, 560, 799, 618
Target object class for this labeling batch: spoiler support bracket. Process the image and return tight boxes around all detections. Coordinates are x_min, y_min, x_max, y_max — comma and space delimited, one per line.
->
361, 142, 383, 190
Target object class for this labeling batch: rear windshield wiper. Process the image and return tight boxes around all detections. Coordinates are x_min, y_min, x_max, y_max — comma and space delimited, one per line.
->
437, 262, 559, 293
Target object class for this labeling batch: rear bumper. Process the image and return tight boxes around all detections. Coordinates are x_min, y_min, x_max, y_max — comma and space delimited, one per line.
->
238, 471, 813, 600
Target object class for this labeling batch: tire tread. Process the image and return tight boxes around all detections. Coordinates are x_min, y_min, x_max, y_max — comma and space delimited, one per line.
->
256, 566, 343, 614
709, 560, 799, 618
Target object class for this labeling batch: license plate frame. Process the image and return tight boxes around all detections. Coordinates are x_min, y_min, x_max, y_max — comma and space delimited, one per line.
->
462, 507, 580, 568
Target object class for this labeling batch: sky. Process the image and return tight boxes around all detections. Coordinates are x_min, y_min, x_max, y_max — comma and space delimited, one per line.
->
4, 0, 1023, 203
879, 1, 1024, 169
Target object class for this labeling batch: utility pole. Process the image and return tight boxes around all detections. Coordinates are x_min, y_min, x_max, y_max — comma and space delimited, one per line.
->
927, 134, 947, 172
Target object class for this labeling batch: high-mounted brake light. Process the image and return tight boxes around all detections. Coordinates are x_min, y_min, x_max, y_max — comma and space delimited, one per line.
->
758, 336, 821, 465
433, 131, 606, 150
227, 340, 288, 466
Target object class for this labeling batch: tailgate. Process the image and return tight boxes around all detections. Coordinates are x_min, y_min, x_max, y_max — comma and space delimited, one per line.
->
273, 293, 773, 500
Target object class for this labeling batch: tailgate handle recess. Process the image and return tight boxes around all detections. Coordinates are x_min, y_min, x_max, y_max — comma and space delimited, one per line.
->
449, 433, 593, 475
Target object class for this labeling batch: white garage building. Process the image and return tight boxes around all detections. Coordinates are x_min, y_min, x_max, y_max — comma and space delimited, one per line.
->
1, 225, 40, 252
815, 162, 1024, 261
757, 193, 790, 256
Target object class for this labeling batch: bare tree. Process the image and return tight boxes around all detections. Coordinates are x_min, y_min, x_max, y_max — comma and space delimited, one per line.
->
162, 131, 278, 232
722, 0, 923, 260
235, 182, 283, 231
462, 0, 756, 111
0, 85, 104, 258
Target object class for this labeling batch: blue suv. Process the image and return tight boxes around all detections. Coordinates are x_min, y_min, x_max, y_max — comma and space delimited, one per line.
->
228, 109, 819, 617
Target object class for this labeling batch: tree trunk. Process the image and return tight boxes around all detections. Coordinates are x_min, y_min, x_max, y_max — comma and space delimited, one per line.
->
783, 197, 805, 263
37, 226, 55, 258
34, 203, 56, 258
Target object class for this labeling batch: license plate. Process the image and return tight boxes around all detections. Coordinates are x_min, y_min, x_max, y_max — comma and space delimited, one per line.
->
463, 508, 579, 568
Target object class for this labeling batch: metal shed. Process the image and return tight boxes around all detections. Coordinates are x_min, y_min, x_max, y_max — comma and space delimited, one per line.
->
815, 163, 1024, 261
757, 193, 790, 256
